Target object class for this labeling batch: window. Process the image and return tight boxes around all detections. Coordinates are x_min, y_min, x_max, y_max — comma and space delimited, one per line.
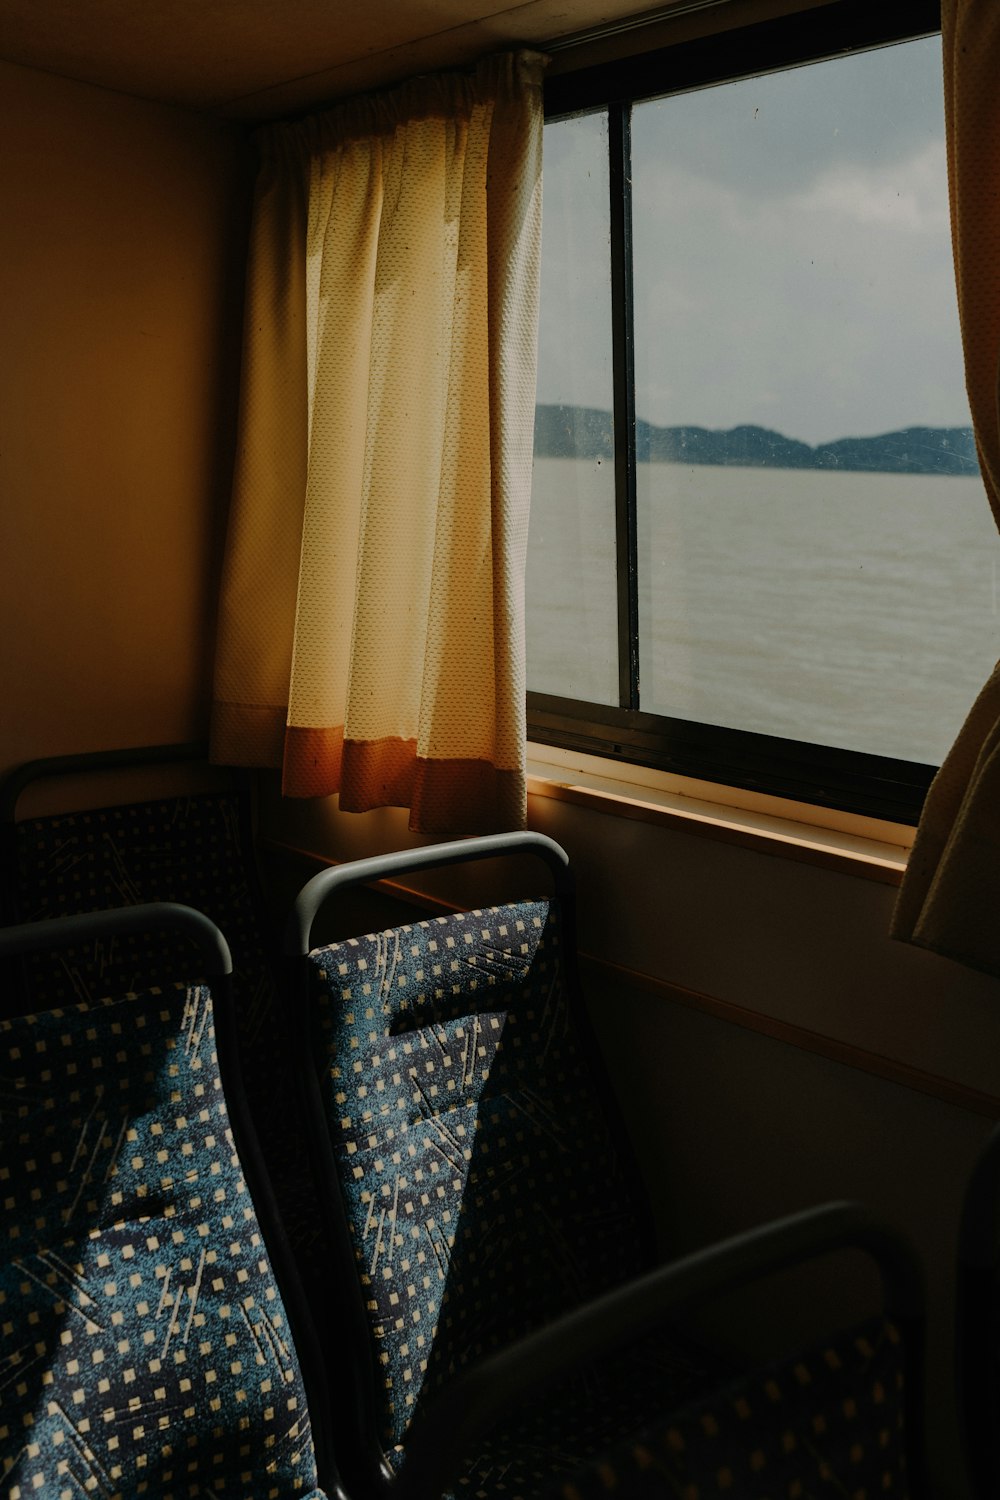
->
526, 0, 1000, 822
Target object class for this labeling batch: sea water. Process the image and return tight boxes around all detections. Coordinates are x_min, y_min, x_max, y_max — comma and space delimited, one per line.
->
526, 458, 1000, 767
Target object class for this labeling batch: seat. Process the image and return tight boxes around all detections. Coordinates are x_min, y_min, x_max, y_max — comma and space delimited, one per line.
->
0, 900, 338, 1499
956, 1121, 1000, 1500
0, 743, 316, 1260
285, 831, 927, 1500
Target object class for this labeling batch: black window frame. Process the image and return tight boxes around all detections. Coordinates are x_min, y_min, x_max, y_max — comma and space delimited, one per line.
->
529, 0, 947, 825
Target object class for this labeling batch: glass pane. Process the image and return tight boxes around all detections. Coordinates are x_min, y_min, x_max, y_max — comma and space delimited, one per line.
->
527, 110, 619, 707
631, 37, 999, 765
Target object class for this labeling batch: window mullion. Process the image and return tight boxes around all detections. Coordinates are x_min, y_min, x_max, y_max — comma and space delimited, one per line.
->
609, 100, 640, 713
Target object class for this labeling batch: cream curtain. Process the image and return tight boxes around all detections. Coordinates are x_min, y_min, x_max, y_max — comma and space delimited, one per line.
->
892, 0, 1000, 974
211, 52, 545, 835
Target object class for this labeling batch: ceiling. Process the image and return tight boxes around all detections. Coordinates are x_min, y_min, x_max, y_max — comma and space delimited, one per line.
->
0, 0, 713, 121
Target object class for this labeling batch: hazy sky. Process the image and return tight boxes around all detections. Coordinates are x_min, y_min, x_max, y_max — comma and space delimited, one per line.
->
536, 34, 971, 448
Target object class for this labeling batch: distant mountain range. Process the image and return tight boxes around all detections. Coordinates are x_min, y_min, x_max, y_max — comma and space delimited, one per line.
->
534, 404, 979, 477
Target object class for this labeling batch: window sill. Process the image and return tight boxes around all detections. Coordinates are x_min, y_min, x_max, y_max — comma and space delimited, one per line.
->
526, 742, 914, 886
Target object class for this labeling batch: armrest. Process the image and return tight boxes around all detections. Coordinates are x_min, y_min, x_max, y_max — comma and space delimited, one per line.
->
394, 1199, 924, 1500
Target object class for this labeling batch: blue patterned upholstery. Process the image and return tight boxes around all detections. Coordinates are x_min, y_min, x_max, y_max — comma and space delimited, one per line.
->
10, 790, 274, 1071
305, 897, 715, 1491
4, 781, 320, 1276
438, 1340, 715, 1497
0, 975, 326, 1499
550, 1315, 909, 1499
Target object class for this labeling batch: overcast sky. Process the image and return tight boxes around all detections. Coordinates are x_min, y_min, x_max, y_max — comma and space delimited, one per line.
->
536, 35, 971, 448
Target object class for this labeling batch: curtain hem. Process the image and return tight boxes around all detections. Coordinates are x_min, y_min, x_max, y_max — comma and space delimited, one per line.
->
283, 725, 525, 833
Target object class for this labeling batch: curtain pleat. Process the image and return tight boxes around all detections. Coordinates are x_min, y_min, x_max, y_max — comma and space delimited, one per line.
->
892, 0, 1000, 974
211, 52, 544, 835
211, 130, 310, 769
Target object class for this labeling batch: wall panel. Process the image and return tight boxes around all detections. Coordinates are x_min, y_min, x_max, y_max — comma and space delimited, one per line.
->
0, 60, 252, 774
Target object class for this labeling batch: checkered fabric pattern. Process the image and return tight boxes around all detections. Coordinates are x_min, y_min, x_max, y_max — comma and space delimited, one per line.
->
8, 791, 319, 1265
549, 1316, 910, 1500
442, 1339, 718, 1499
0, 979, 325, 1499
10, 792, 273, 1059
307, 898, 717, 1494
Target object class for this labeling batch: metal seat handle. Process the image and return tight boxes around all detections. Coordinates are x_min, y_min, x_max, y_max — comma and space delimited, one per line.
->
0, 901, 233, 977
284, 831, 571, 956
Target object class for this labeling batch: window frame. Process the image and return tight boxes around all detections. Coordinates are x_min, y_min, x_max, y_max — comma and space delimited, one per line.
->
529, 0, 948, 825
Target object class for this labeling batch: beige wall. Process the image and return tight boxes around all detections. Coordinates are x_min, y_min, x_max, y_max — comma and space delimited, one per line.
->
0, 60, 252, 777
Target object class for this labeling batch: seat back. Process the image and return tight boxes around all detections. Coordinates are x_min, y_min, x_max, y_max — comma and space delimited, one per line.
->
0, 745, 317, 1261
1, 746, 272, 1029
0, 903, 334, 1499
544, 1313, 911, 1500
288, 835, 654, 1478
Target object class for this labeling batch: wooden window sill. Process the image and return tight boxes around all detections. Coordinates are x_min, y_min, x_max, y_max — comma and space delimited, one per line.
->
526, 742, 914, 886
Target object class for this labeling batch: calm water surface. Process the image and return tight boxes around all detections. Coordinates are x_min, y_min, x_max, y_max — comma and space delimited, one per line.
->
526, 458, 1000, 766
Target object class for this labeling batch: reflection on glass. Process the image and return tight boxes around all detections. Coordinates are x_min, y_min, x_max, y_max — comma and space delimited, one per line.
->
527, 109, 619, 707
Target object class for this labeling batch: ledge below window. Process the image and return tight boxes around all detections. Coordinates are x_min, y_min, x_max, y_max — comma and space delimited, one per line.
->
526, 742, 914, 886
